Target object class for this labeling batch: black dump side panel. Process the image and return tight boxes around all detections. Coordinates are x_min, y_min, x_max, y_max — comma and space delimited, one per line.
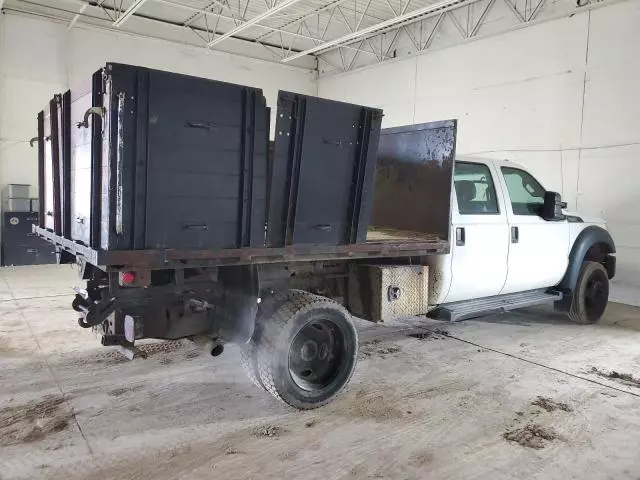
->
101, 64, 139, 250
267, 91, 382, 246
69, 79, 94, 245
37, 111, 45, 228
60, 91, 72, 239
371, 120, 457, 242
61, 63, 272, 251
51, 95, 63, 235
42, 100, 55, 231
39, 95, 64, 235
143, 69, 268, 249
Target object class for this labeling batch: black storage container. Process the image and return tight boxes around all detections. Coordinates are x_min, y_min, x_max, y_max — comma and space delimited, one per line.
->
267, 92, 382, 246
46, 63, 270, 251
2, 212, 56, 266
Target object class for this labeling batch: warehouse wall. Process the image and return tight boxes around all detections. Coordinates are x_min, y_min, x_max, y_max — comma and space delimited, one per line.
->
318, 0, 640, 305
0, 13, 316, 195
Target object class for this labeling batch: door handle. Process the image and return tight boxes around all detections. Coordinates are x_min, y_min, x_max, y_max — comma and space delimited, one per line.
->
456, 227, 465, 246
511, 226, 519, 243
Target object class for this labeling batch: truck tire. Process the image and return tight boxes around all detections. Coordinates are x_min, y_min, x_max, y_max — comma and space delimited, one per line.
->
252, 290, 358, 410
240, 343, 264, 390
239, 292, 287, 391
568, 261, 609, 324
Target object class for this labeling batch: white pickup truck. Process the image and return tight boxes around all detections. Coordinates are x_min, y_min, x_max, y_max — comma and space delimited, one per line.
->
425, 156, 615, 324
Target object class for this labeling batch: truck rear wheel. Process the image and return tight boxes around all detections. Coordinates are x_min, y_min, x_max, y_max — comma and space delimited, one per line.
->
246, 290, 358, 409
568, 261, 609, 324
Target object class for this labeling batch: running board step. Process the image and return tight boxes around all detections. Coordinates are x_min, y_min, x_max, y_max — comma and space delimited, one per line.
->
428, 289, 563, 322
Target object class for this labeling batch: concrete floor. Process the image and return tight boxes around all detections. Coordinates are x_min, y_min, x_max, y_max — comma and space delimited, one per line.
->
1, 265, 640, 480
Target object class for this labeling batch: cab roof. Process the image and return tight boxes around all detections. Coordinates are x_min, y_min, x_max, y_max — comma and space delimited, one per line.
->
455, 155, 524, 170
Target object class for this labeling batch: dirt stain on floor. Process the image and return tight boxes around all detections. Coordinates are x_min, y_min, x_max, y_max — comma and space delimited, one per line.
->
531, 396, 573, 412
503, 423, 561, 449
589, 366, 640, 388
407, 330, 447, 341
332, 389, 404, 421
409, 450, 434, 467
359, 340, 402, 359
0, 394, 73, 446
253, 424, 285, 438
183, 349, 202, 360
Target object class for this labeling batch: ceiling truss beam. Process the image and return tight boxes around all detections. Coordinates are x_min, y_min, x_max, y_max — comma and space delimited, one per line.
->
207, 0, 307, 47
281, 0, 468, 62
113, 0, 150, 27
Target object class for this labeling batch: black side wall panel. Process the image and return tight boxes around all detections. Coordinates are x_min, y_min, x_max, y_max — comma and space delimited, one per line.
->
60, 91, 72, 238
37, 111, 45, 228
101, 64, 139, 250
143, 69, 268, 249
69, 78, 95, 246
371, 120, 456, 242
267, 92, 382, 247
60, 63, 269, 251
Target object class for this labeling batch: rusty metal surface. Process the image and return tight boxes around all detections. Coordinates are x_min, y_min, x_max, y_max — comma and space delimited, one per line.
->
34, 226, 448, 269
371, 120, 456, 242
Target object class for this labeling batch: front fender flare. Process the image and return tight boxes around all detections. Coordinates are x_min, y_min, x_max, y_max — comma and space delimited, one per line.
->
559, 226, 615, 292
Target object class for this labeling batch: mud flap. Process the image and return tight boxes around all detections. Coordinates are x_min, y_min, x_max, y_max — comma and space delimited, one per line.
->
216, 290, 258, 344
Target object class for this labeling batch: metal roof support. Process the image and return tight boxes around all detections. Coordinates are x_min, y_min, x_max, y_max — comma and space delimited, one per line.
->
253, 0, 354, 42
281, 0, 466, 62
207, 0, 307, 47
113, 0, 150, 27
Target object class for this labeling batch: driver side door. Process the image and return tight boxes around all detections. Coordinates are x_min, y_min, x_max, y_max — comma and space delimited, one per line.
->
498, 166, 570, 294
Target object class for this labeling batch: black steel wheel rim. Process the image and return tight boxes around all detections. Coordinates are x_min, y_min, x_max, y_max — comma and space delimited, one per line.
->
584, 270, 608, 320
288, 319, 345, 392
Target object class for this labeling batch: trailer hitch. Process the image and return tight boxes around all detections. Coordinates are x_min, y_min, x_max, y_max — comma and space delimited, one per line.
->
75, 295, 117, 328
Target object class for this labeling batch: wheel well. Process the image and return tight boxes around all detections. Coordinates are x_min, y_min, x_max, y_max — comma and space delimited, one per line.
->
559, 227, 616, 293
584, 242, 616, 280
585, 242, 612, 264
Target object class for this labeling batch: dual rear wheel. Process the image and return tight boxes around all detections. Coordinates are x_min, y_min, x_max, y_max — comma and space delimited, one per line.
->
241, 290, 358, 410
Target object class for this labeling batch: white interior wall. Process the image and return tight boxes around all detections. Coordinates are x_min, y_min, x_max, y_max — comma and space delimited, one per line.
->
0, 13, 317, 196
319, 0, 640, 305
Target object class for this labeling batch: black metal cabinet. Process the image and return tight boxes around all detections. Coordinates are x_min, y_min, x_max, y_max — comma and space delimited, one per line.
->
2, 212, 40, 244
2, 246, 56, 266
2, 212, 56, 266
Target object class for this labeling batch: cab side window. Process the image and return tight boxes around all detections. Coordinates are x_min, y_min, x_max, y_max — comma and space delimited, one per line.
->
501, 167, 545, 215
454, 162, 499, 215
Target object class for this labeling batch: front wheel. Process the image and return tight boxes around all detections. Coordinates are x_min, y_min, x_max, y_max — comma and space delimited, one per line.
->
245, 290, 358, 410
568, 261, 610, 324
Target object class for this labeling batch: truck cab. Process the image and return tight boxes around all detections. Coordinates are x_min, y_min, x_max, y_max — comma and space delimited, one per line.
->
428, 156, 616, 323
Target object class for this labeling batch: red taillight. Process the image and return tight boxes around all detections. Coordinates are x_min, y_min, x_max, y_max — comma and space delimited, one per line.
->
121, 271, 136, 285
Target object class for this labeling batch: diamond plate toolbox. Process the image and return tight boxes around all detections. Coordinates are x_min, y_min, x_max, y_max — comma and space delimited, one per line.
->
349, 265, 429, 322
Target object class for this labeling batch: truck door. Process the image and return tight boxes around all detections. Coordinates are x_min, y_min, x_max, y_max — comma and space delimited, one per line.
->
497, 166, 570, 294
442, 161, 510, 303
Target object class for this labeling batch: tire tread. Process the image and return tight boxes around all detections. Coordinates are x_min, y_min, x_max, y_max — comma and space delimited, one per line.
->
255, 290, 356, 409
568, 261, 608, 324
